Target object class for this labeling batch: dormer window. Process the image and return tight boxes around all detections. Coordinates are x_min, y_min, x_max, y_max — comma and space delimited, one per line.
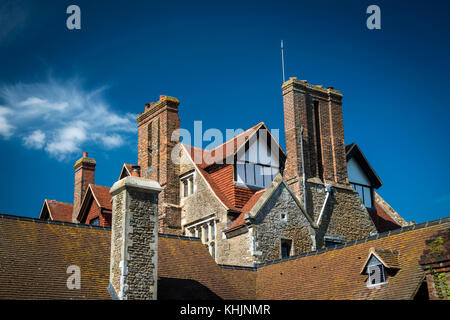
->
361, 247, 400, 288
351, 183, 373, 208
235, 161, 279, 189
366, 255, 386, 286
90, 217, 100, 226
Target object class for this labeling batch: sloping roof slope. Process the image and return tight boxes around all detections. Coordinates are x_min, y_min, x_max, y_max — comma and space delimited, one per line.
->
256, 218, 450, 300
0, 214, 255, 300
0, 214, 110, 299
40, 200, 73, 223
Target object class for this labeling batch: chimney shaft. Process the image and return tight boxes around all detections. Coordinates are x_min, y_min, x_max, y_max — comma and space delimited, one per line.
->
109, 176, 161, 300
136, 95, 182, 234
282, 78, 348, 197
72, 152, 96, 222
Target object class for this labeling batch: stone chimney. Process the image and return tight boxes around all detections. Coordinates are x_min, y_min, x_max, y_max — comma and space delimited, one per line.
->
108, 176, 161, 300
72, 152, 96, 222
136, 95, 181, 234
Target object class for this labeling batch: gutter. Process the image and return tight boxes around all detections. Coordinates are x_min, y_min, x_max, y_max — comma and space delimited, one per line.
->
316, 184, 332, 226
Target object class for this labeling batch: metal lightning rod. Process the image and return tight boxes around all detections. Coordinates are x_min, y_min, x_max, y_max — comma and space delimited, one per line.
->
281, 40, 286, 83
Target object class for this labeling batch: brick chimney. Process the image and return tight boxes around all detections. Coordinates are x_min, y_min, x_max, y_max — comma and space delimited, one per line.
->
108, 176, 161, 300
136, 95, 181, 234
72, 152, 96, 222
282, 78, 348, 198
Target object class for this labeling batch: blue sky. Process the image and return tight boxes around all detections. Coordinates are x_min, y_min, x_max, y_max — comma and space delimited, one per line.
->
0, 0, 449, 223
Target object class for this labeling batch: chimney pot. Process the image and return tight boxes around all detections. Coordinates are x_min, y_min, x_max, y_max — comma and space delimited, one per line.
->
159, 95, 165, 101
132, 169, 140, 177
83, 152, 88, 158
145, 103, 150, 110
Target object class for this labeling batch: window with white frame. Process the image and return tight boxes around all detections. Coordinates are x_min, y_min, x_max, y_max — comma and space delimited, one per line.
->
185, 218, 216, 260
181, 173, 195, 198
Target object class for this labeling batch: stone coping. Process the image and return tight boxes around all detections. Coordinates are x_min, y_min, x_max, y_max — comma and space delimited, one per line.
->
110, 176, 162, 196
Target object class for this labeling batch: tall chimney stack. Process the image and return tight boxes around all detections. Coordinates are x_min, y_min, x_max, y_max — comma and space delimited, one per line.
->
136, 95, 182, 234
282, 78, 348, 201
72, 152, 96, 222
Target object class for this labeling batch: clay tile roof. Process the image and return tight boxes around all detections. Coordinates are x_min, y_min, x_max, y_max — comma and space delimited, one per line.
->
225, 189, 266, 231
0, 214, 255, 300
181, 122, 284, 214
256, 219, 450, 300
0, 214, 111, 299
45, 200, 73, 222
90, 185, 112, 211
361, 247, 400, 274
182, 144, 241, 212
1, 213, 448, 300
158, 235, 256, 299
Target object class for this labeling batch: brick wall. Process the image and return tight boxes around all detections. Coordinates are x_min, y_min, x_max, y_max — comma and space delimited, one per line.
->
282, 78, 348, 204
72, 154, 96, 222
137, 96, 181, 234
83, 201, 111, 227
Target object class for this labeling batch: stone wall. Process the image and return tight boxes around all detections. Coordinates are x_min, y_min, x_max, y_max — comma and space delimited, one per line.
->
109, 177, 161, 300
305, 179, 377, 248
252, 183, 315, 263
221, 227, 254, 266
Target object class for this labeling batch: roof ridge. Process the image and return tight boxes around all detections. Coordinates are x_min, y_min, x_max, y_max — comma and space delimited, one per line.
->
255, 215, 450, 268
0, 212, 111, 230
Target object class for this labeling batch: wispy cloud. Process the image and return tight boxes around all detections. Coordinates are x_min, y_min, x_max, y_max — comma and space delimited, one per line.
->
0, 77, 137, 160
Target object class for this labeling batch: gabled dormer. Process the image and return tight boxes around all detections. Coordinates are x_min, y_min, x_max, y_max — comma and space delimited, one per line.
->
361, 247, 400, 287
346, 143, 382, 209
233, 123, 286, 190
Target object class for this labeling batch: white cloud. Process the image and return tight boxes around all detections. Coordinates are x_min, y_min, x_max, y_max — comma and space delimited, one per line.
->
0, 106, 14, 138
0, 77, 137, 160
23, 129, 46, 149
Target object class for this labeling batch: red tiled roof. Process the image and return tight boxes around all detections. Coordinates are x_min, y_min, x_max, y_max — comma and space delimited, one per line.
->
181, 122, 282, 214
119, 163, 139, 180
226, 189, 266, 231
90, 185, 112, 211
45, 200, 73, 222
